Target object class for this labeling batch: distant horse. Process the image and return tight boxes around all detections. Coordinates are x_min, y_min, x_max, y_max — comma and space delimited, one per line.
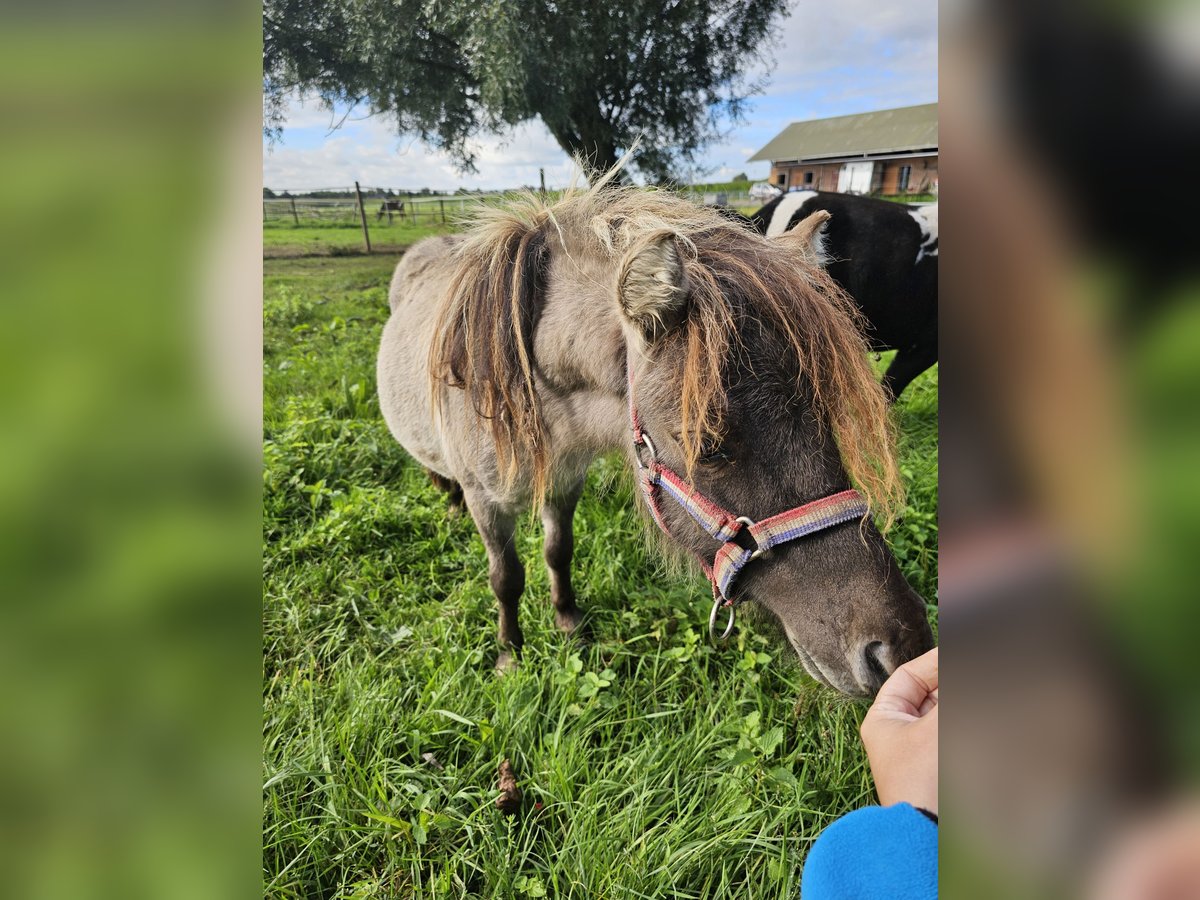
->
751, 192, 938, 400
377, 175, 932, 695
377, 199, 406, 222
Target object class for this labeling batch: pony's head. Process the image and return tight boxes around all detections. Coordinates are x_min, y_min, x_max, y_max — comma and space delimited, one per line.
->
432, 179, 932, 695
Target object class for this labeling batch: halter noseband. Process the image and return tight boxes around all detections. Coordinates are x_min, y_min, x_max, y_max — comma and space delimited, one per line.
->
628, 362, 869, 642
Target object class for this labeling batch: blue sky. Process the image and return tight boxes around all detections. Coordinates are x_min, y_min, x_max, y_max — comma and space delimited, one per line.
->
263, 0, 936, 191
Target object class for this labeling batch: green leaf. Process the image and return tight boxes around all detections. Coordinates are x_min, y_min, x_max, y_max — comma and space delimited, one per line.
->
741, 710, 761, 737
363, 811, 410, 832
344, 878, 382, 899
721, 748, 756, 769
515, 875, 547, 897
757, 726, 784, 758
766, 766, 799, 789
432, 709, 475, 727
727, 793, 753, 816
767, 857, 793, 882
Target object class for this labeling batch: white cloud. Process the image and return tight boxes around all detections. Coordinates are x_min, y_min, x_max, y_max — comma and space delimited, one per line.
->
758, 0, 937, 90
264, 94, 576, 192
267, 95, 355, 132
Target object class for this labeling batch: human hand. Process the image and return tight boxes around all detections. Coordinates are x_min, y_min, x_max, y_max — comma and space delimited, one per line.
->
860, 646, 939, 815
1089, 801, 1200, 900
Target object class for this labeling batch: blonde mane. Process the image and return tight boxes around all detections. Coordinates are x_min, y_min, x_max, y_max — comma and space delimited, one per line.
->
429, 174, 903, 526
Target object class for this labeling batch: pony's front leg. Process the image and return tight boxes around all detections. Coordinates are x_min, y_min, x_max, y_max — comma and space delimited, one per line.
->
464, 495, 525, 672
541, 479, 586, 636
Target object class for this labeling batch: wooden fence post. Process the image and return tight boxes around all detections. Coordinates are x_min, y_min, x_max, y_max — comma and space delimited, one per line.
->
289, 196, 299, 226
439, 199, 446, 224
354, 181, 372, 254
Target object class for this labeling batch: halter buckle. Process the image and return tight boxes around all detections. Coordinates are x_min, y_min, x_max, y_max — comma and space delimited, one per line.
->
709, 594, 736, 643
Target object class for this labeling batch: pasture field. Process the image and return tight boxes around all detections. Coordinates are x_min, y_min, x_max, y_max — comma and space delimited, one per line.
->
262, 188, 932, 260
264, 220, 449, 258
263, 248, 938, 898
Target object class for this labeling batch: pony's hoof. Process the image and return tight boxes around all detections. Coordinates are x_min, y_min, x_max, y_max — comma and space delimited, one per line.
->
495, 650, 519, 674
554, 606, 589, 638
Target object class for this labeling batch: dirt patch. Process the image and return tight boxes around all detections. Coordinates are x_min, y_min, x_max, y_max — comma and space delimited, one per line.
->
495, 759, 522, 815
264, 243, 414, 260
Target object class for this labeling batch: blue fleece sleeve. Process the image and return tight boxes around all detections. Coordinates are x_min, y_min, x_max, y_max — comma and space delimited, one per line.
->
800, 803, 938, 899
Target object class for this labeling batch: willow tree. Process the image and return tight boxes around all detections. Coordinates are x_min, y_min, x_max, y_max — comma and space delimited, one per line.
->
264, 0, 789, 182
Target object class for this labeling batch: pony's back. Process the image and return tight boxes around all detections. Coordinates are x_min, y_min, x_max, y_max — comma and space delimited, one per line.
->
388, 234, 459, 312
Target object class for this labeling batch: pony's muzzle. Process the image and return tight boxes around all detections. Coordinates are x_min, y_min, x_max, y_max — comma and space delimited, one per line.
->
856, 640, 895, 695
851, 634, 931, 695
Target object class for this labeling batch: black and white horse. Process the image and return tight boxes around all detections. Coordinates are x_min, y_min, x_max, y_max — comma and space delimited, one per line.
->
750, 191, 938, 400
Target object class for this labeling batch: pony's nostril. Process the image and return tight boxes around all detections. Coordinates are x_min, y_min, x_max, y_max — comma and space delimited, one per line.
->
862, 640, 893, 694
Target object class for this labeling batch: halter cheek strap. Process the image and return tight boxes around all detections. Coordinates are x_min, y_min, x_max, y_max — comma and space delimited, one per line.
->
628, 363, 869, 641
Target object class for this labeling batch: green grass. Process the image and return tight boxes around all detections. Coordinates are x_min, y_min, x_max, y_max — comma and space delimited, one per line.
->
264, 221, 451, 258
263, 253, 938, 898
879, 193, 937, 204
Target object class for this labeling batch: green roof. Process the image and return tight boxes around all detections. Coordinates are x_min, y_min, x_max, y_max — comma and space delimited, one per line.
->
747, 103, 938, 163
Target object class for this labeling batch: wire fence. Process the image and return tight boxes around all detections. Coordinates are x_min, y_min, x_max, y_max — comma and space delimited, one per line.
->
262, 182, 931, 254
262, 185, 761, 226
263, 191, 499, 226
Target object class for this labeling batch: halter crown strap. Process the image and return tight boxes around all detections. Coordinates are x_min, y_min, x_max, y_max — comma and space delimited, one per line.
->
629, 361, 869, 609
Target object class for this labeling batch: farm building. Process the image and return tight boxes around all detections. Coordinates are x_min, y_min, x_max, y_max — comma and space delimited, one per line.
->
748, 103, 937, 196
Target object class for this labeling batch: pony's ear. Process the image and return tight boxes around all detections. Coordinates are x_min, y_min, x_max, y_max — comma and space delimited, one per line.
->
774, 209, 831, 267
616, 231, 689, 344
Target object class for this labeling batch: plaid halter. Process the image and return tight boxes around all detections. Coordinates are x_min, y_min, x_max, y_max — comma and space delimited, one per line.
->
628, 362, 869, 640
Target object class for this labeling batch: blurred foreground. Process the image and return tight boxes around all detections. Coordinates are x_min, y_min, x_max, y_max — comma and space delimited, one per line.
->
0, 11, 262, 900
942, 0, 1200, 896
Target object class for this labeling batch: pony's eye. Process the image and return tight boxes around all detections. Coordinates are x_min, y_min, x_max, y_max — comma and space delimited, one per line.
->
698, 447, 731, 468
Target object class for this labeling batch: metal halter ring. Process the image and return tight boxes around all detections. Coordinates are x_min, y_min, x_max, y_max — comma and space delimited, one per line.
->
735, 516, 764, 560
633, 431, 657, 470
709, 594, 736, 643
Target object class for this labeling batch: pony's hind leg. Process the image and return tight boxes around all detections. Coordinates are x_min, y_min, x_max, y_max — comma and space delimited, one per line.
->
463, 494, 525, 672
426, 469, 464, 514
541, 479, 586, 636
